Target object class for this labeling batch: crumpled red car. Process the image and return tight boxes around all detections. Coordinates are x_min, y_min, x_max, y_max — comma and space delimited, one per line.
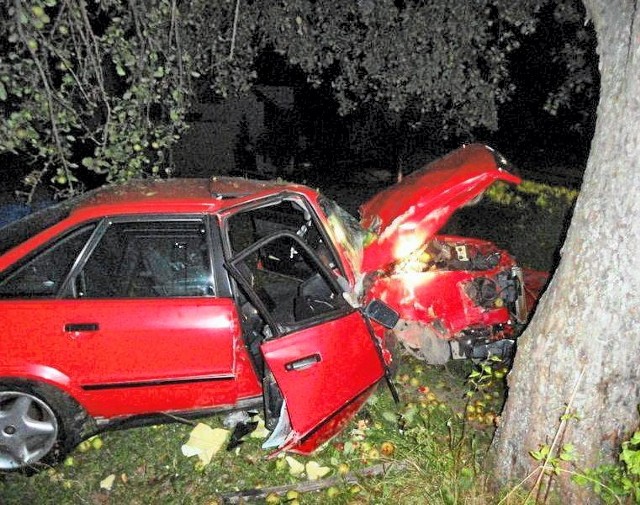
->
356, 143, 547, 364
0, 143, 541, 471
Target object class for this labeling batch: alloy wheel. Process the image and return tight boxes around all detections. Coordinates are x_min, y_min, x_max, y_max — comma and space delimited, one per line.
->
0, 391, 59, 470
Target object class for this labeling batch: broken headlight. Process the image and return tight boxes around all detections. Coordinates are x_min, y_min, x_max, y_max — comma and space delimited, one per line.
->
466, 277, 499, 308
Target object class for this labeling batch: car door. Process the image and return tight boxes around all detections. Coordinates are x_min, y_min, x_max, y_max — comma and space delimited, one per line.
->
0, 216, 242, 418
224, 201, 386, 453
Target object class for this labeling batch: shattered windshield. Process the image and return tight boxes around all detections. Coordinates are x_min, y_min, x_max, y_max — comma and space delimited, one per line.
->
319, 196, 366, 274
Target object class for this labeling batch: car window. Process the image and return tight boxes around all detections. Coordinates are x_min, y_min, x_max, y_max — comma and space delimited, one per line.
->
0, 224, 96, 298
231, 234, 347, 328
227, 199, 338, 270
76, 220, 213, 298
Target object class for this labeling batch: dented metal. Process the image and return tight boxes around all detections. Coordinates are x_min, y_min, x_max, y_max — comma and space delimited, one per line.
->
328, 144, 546, 363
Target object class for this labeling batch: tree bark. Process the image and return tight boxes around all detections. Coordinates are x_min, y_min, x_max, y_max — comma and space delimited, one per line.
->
490, 0, 640, 502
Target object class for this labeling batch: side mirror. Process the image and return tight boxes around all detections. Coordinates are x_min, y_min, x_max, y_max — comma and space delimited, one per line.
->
363, 299, 399, 329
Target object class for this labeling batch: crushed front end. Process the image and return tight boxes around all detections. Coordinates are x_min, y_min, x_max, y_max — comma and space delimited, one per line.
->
364, 234, 537, 363
354, 145, 549, 364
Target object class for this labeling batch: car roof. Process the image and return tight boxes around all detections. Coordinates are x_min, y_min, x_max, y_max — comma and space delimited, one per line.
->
70, 177, 315, 219
0, 177, 318, 269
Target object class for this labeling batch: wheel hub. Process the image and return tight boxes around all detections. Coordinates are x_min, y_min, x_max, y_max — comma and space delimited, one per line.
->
0, 391, 59, 470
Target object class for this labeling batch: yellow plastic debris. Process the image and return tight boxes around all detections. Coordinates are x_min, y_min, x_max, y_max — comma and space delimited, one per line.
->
181, 423, 230, 465
305, 461, 331, 481
99, 474, 116, 491
285, 456, 305, 476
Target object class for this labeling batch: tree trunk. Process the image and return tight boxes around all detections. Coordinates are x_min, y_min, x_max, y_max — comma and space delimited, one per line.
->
490, 0, 640, 502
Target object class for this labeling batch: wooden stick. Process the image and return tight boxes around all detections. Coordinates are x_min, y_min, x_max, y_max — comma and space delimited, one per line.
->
220, 460, 408, 503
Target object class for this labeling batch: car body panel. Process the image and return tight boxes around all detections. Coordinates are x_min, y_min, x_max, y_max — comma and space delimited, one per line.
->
359, 144, 521, 272
0, 297, 262, 417
260, 312, 385, 452
278, 386, 375, 455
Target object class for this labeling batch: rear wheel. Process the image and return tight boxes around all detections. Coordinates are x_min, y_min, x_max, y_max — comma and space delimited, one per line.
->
0, 382, 83, 472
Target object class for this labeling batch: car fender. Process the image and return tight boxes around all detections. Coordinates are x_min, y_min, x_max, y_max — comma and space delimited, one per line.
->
0, 363, 86, 406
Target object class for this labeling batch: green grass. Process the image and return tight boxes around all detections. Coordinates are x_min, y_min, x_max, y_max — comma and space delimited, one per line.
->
0, 357, 520, 505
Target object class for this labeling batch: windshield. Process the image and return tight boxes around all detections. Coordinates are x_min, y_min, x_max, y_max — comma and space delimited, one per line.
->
319, 196, 366, 275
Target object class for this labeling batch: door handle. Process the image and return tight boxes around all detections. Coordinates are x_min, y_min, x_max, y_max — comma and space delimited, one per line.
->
285, 354, 321, 371
65, 323, 99, 332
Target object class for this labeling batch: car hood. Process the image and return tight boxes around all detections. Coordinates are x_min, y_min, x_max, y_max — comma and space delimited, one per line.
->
359, 144, 521, 272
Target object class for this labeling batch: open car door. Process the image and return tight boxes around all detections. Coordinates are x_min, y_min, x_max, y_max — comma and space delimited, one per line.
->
227, 231, 386, 454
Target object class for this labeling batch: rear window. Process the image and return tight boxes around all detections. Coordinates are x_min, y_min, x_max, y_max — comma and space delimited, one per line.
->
0, 195, 90, 256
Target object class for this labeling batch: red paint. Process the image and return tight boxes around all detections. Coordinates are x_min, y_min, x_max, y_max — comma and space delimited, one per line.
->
360, 144, 521, 272
261, 313, 384, 452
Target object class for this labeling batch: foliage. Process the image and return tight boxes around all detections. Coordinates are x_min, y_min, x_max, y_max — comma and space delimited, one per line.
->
0, 0, 595, 197
0, 1, 178, 196
542, 0, 599, 125
522, 420, 640, 504
573, 428, 640, 503
256, 0, 541, 134
0, 0, 254, 198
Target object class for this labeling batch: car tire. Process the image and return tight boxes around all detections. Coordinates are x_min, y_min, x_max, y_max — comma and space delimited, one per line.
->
0, 381, 86, 473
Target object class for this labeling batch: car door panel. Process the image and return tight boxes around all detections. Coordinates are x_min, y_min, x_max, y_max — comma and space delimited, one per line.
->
261, 311, 384, 449
0, 297, 242, 417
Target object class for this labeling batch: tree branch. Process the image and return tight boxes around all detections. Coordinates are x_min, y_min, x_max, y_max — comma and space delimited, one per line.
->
14, 0, 73, 192
229, 0, 241, 60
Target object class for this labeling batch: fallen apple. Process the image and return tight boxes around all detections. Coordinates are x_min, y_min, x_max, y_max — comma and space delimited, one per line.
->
380, 441, 395, 456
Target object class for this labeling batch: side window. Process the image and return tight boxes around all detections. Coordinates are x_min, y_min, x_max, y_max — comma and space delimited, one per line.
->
227, 199, 337, 270
76, 220, 213, 298
0, 225, 96, 298
230, 234, 347, 328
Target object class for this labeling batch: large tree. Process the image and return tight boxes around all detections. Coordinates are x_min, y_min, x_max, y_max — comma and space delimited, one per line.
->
490, 0, 640, 501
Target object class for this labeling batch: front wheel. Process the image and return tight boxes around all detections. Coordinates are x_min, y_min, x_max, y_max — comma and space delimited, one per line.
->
0, 383, 82, 472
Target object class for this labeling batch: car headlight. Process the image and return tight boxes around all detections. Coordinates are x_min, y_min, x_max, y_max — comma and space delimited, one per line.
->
466, 278, 499, 308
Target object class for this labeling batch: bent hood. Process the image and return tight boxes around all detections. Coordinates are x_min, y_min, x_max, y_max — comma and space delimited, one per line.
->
359, 144, 521, 272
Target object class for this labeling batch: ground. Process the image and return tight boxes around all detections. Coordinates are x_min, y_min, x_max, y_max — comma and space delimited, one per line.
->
0, 356, 514, 504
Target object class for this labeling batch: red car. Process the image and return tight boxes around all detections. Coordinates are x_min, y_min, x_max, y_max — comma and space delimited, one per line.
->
0, 144, 540, 471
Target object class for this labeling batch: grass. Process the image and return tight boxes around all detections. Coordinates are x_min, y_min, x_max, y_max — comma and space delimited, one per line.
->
0, 357, 522, 505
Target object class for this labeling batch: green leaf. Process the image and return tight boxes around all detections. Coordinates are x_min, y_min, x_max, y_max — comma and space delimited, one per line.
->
116, 64, 126, 77
0, 82, 6, 101
381, 410, 397, 423
530, 445, 550, 461
559, 443, 576, 461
